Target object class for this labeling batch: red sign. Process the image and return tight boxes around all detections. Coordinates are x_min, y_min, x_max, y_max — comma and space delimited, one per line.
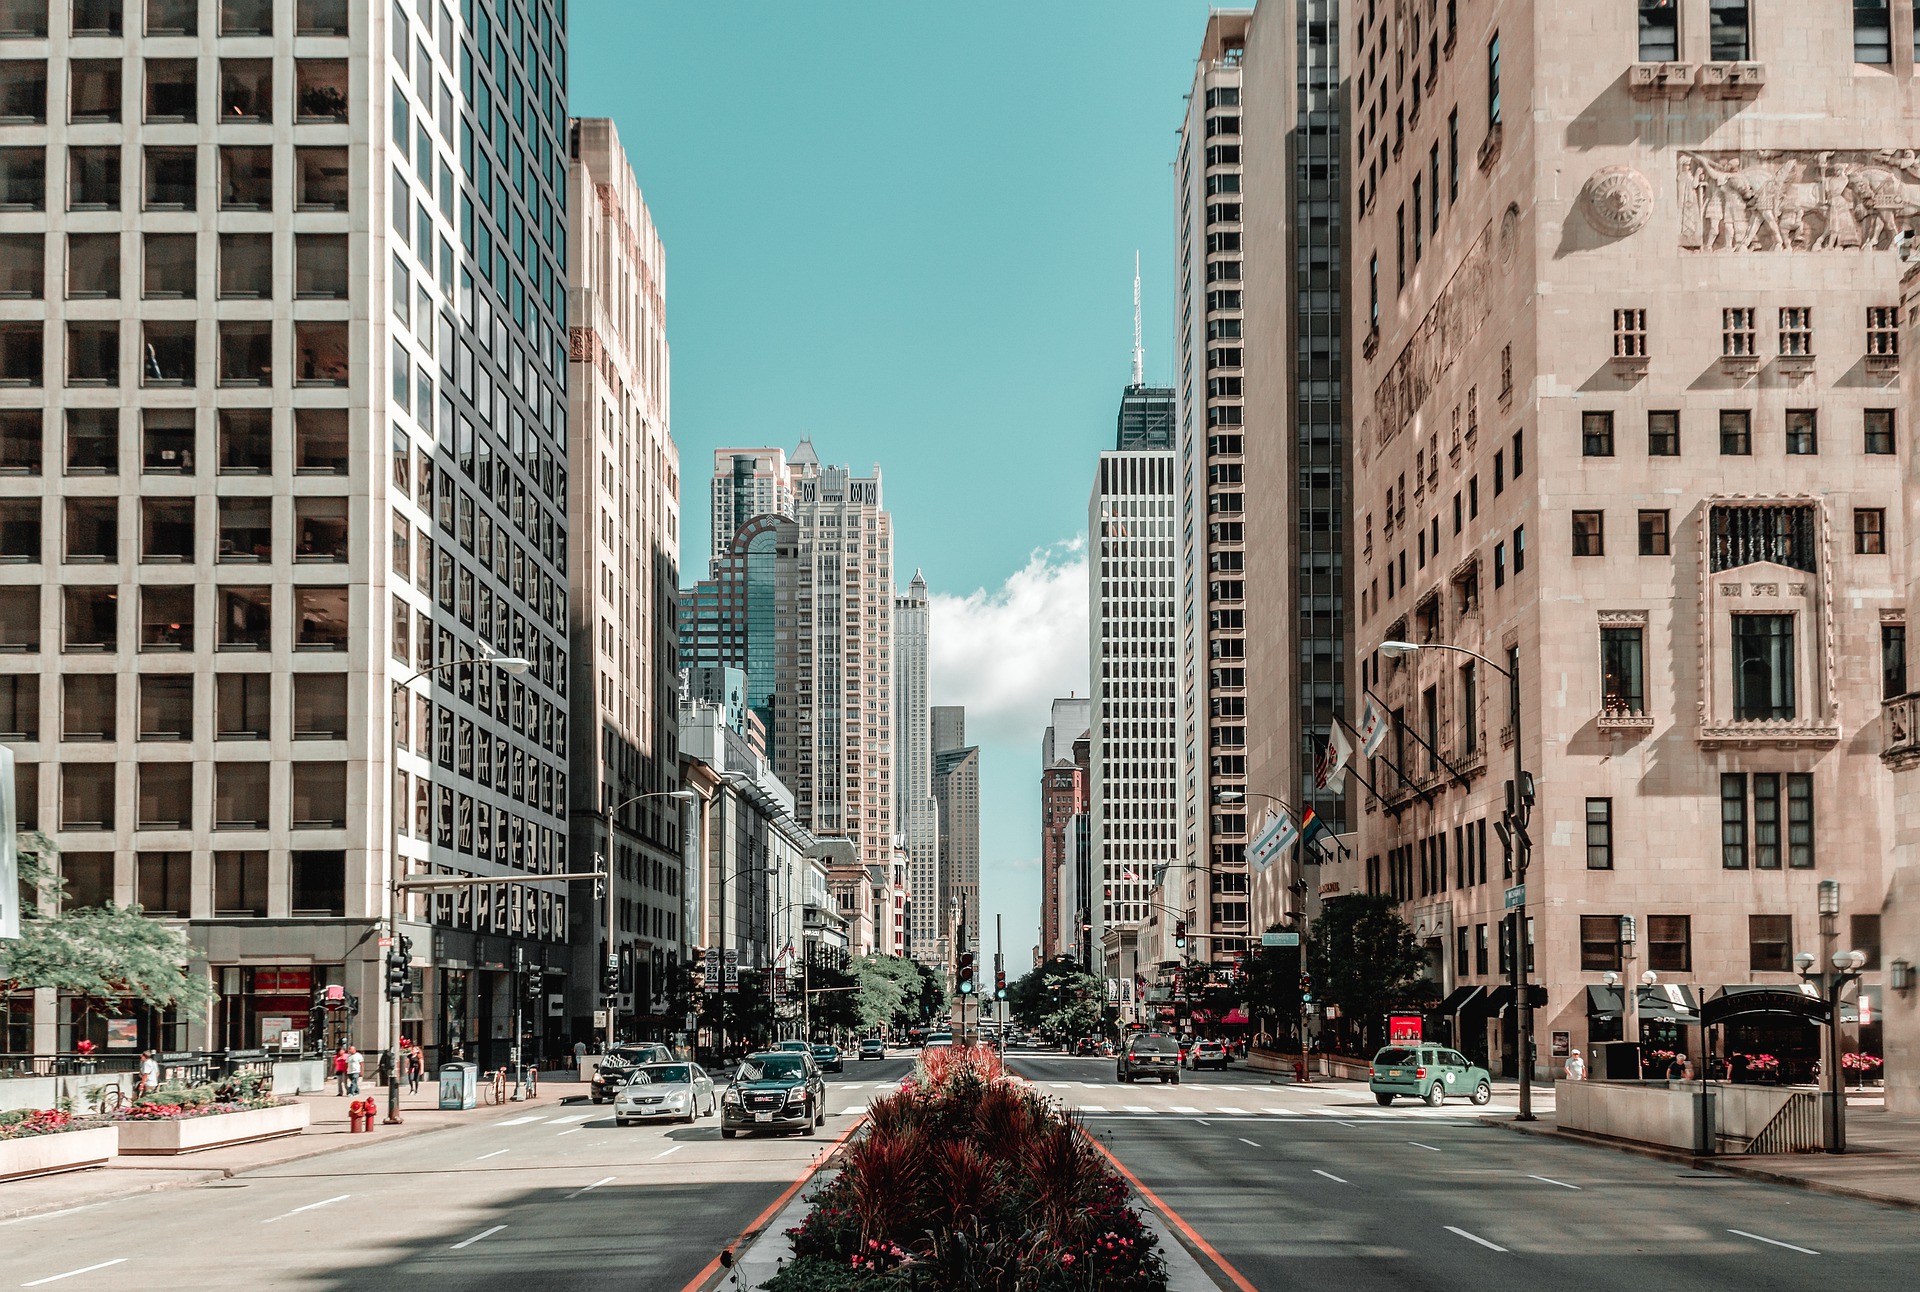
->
1388, 1014, 1424, 1044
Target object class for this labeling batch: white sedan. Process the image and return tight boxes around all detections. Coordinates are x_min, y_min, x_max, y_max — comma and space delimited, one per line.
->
612, 1062, 718, 1125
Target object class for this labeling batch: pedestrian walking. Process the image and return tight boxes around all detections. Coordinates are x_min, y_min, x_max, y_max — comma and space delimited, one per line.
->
573, 1039, 587, 1072
1564, 1049, 1586, 1082
377, 1046, 395, 1089
407, 1041, 425, 1093
333, 1046, 348, 1095
345, 1046, 363, 1095
138, 1050, 158, 1096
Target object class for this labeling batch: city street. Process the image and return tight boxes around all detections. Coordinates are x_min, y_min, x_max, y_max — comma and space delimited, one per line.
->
0, 1060, 914, 1292
1004, 1054, 1920, 1292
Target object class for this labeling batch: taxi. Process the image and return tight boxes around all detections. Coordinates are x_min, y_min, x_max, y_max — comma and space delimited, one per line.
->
1368, 1044, 1493, 1107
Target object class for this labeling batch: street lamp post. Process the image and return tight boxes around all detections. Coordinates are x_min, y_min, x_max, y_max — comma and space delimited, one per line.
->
600, 789, 697, 1056
1800, 879, 1866, 1154
1219, 788, 1316, 1079
386, 652, 529, 1125
1380, 639, 1535, 1120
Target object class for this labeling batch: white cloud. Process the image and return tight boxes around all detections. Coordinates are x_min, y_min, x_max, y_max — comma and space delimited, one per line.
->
929, 538, 1088, 750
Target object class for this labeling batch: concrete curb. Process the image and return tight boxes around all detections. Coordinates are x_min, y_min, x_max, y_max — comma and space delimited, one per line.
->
721, 1170, 826, 1289
1485, 1115, 1920, 1213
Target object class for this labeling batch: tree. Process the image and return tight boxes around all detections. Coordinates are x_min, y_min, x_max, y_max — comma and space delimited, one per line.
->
911, 960, 947, 1025
1307, 894, 1429, 1053
1242, 927, 1303, 1041
1008, 956, 1104, 1044
0, 834, 215, 1022
697, 968, 775, 1048
806, 962, 861, 1035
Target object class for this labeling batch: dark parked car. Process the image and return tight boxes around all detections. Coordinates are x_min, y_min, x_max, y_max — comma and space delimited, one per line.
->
721, 1050, 828, 1138
589, 1043, 674, 1104
1117, 1032, 1181, 1084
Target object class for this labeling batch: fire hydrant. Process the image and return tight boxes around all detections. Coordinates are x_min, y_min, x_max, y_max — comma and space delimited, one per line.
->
349, 1098, 373, 1132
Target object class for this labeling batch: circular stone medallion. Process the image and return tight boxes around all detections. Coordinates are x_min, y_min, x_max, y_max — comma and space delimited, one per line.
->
1582, 166, 1654, 237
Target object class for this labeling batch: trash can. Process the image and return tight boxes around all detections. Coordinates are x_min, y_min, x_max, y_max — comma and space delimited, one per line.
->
439, 1061, 477, 1110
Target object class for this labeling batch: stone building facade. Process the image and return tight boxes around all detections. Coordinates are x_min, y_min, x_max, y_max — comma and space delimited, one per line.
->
1350, 0, 1903, 1077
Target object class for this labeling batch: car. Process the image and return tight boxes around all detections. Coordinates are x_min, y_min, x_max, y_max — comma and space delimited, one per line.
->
1116, 1032, 1181, 1084
612, 1062, 717, 1125
812, 1043, 844, 1073
1185, 1040, 1231, 1071
858, 1038, 885, 1061
720, 1050, 828, 1139
1073, 1036, 1102, 1056
589, 1043, 675, 1104
1368, 1045, 1492, 1107
923, 1032, 953, 1049
776, 1039, 812, 1053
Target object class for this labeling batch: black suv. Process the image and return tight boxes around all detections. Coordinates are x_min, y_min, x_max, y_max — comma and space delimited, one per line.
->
589, 1043, 674, 1104
1116, 1032, 1181, 1084
721, 1050, 828, 1138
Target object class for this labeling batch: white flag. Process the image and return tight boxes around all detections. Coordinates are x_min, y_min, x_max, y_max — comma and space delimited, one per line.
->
1359, 701, 1389, 758
1319, 723, 1354, 795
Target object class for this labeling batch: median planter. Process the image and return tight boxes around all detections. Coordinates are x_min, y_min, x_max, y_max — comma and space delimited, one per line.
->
115, 1101, 309, 1155
0, 1123, 117, 1182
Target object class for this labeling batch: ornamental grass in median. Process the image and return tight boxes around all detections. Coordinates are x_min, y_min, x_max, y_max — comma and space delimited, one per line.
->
765, 1044, 1168, 1292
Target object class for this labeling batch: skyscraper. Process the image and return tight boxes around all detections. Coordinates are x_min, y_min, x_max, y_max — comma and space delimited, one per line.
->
677, 513, 799, 740
894, 571, 941, 964
707, 447, 793, 572
565, 118, 683, 1041
932, 707, 979, 951
1116, 385, 1177, 451
1088, 451, 1179, 962
1040, 695, 1090, 959
0, 0, 573, 1065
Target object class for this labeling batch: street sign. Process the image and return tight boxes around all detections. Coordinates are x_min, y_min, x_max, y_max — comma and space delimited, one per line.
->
378, 936, 393, 947
592, 1009, 609, 1028
1504, 884, 1526, 909
1261, 932, 1300, 947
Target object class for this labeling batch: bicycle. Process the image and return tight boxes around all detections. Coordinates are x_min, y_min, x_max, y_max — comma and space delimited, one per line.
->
93, 1084, 125, 1115
489, 1067, 507, 1105
524, 1065, 538, 1098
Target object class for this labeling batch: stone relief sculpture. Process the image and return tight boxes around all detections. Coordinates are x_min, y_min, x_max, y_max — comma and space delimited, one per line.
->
1581, 166, 1655, 237
1372, 223, 1494, 448
1679, 149, 1920, 251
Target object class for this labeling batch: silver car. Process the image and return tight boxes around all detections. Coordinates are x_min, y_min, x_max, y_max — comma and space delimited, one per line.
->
612, 1062, 718, 1125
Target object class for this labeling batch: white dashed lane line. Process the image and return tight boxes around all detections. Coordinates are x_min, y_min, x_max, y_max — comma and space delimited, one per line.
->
1729, 1229, 1818, 1256
1446, 1226, 1507, 1253
21, 1258, 128, 1287
450, 1225, 507, 1250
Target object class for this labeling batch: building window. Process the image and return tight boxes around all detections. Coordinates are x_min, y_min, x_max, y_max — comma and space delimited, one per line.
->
1582, 411, 1614, 457
219, 144, 271, 209
218, 408, 270, 474
1749, 914, 1793, 972
217, 586, 271, 650
215, 672, 271, 739
1602, 626, 1645, 715
1865, 409, 1896, 455
295, 59, 349, 122
140, 585, 192, 651
60, 762, 114, 830
1779, 306, 1813, 356
1720, 409, 1752, 455
143, 231, 194, 298
1447, 107, 1460, 200
214, 851, 268, 918
1852, 913, 1882, 970
1513, 525, 1526, 573
290, 850, 345, 917
291, 761, 346, 829
1580, 914, 1623, 971
1856, 508, 1887, 554
1869, 305, 1900, 358
1856, 0, 1892, 63
219, 58, 271, 121
1722, 307, 1756, 356
1786, 410, 1817, 455
1884, 621, 1908, 698
1754, 772, 1782, 869
1486, 31, 1501, 126
138, 674, 191, 741
1613, 308, 1647, 358
1647, 411, 1679, 456
1722, 773, 1749, 868
1460, 662, 1478, 753
63, 673, 115, 739
136, 764, 191, 832
292, 672, 348, 740
1572, 511, 1604, 556
1648, 915, 1692, 973
1638, 510, 1670, 556
1585, 800, 1614, 870
1638, 0, 1679, 59
1787, 772, 1814, 868
1732, 614, 1795, 720
1709, 0, 1750, 58
1493, 542, 1506, 588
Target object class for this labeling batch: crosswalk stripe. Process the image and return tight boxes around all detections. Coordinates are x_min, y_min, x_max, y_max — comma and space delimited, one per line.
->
1050, 1082, 1073, 1089
1170, 1105, 1201, 1114
494, 1115, 542, 1126
1261, 1107, 1299, 1116
1080, 1105, 1109, 1113
547, 1113, 593, 1123
839, 1105, 864, 1115
1216, 1108, 1252, 1116
1125, 1105, 1152, 1114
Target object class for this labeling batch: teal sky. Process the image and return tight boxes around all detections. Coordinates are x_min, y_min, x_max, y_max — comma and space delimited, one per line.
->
572, 0, 1217, 960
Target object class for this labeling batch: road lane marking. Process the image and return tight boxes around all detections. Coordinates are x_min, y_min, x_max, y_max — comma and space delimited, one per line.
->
450, 1225, 506, 1250
556, 1126, 584, 1136
1050, 1083, 1073, 1088
1446, 1226, 1506, 1252
0, 1204, 109, 1227
475, 1149, 510, 1161
493, 1115, 542, 1126
548, 1113, 593, 1123
1084, 1135, 1258, 1292
1408, 1142, 1442, 1152
563, 1177, 616, 1199
1238, 1138, 1260, 1148
1312, 1169, 1348, 1184
1729, 1229, 1818, 1255
655, 1145, 684, 1159
1125, 1105, 1152, 1113
1215, 1107, 1249, 1116
262, 1194, 349, 1224
1170, 1105, 1200, 1114
1336, 1121, 1363, 1127
839, 1105, 865, 1115
21, 1259, 128, 1287
1260, 1107, 1299, 1116
1529, 1174, 1580, 1189
1080, 1105, 1109, 1113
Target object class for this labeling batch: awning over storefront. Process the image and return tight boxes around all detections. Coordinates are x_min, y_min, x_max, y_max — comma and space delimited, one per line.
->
1701, 983, 1830, 1028
1585, 984, 1623, 1021
1222, 1008, 1249, 1025
1484, 984, 1548, 1016
1439, 985, 1486, 1015
1637, 983, 1700, 1025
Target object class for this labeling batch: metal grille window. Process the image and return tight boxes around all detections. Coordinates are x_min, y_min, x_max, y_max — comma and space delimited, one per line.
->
1865, 409, 1896, 454
1710, 505, 1814, 571
1582, 411, 1614, 457
1779, 307, 1813, 356
1648, 411, 1679, 456
1754, 772, 1781, 869
1585, 800, 1614, 870
1648, 916, 1692, 973
1722, 773, 1749, 869
1722, 308, 1756, 356
1732, 614, 1796, 720
1572, 511, 1605, 557
1786, 409, 1817, 455
1613, 309, 1647, 358
1856, 508, 1886, 554
1602, 626, 1645, 714
1787, 773, 1814, 868
1869, 306, 1900, 356
1638, 510, 1670, 556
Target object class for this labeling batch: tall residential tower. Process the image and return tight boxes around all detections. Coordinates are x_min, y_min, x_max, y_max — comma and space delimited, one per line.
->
894, 570, 941, 962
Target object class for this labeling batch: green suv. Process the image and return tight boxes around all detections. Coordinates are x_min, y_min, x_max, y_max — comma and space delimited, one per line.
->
1368, 1045, 1492, 1107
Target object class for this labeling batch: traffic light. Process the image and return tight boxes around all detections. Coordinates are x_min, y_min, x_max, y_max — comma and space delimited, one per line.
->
526, 967, 545, 1003
1174, 920, 1187, 950
384, 944, 408, 1002
958, 952, 976, 995
1299, 972, 1313, 1004
601, 943, 619, 997
994, 967, 1007, 1000
690, 946, 708, 991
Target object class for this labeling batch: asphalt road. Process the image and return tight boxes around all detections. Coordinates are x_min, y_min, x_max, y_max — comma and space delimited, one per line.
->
1007, 1052, 1920, 1292
0, 1057, 917, 1292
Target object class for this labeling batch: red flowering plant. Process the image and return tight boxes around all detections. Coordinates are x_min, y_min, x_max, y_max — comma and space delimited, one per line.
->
769, 1044, 1168, 1291
117, 1075, 279, 1122
74, 1040, 95, 1057
0, 1108, 79, 1141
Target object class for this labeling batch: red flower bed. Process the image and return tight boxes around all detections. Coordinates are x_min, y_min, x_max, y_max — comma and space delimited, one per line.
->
0, 1109, 83, 1141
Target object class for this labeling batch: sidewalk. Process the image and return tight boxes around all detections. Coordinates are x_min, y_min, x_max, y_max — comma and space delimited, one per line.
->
0, 1080, 559, 1223
1496, 1092, 1920, 1211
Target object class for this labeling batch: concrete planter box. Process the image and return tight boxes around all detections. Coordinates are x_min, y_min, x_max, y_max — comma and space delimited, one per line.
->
116, 1102, 309, 1156
0, 1126, 118, 1181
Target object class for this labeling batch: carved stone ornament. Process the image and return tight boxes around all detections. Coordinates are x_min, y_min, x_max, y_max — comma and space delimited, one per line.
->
1498, 202, 1521, 266
1679, 148, 1920, 251
1582, 166, 1655, 237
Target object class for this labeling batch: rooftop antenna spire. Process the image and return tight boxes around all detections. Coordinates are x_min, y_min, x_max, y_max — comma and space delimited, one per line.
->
1130, 251, 1145, 387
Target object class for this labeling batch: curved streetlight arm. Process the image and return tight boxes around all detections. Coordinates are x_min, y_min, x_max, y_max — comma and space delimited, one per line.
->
1378, 639, 1512, 680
